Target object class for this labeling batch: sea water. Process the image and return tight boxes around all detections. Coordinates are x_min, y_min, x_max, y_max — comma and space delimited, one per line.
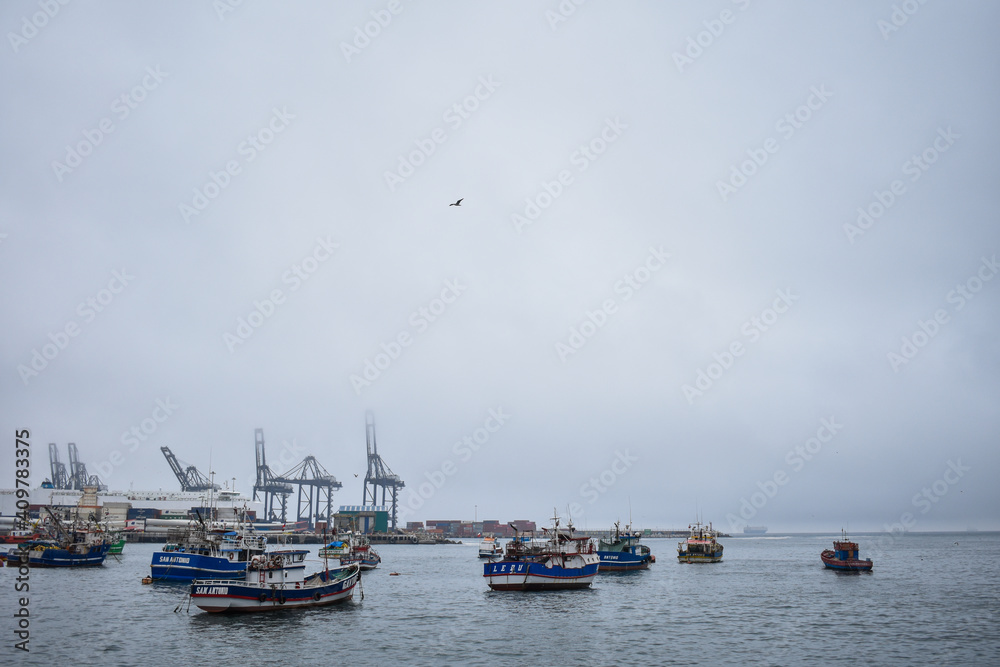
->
2, 533, 998, 665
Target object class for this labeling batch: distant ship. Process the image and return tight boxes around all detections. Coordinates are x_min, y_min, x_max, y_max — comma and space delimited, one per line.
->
743, 526, 767, 535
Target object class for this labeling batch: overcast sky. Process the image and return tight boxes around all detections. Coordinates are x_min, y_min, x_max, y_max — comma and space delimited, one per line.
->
2, 1, 998, 533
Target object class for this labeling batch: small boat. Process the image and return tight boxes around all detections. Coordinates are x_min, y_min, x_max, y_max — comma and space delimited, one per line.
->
743, 525, 768, 535
478, 536, 502, 558
150, 514, 267, 581
821, 531, 873, 572
484, 511, 599, 591
190, 550, 361, 613
318, 539, 349, 559
108, 535, 126, 555
677, 521, 724, 563
0, 529, 44, 545
597, 521, 654, 571
337, 534, 381, 571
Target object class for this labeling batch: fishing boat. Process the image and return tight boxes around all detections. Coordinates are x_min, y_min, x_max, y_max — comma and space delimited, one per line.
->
338, 533, 381, 571
108, 535, 126, 555
478, 536, 502, 558
189, 550, 361, 613
0, 509, 110, 567
2, 538, 111, 567
483, 512, 599, 591
318, 538, 349, 559
677, 521, 724, 563
597, 521, 654, 571
150, 513, 267, 581
0, 529, 43, 545
821, 531, 873, 572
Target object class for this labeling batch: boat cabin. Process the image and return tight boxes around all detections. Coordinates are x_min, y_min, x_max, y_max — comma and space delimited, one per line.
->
247, 549, 309, 585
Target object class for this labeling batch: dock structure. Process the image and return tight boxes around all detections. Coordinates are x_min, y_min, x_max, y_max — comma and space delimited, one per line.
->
362, 411, 405, 531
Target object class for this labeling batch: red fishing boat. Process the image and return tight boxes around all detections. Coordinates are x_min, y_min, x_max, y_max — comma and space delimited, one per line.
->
821, 531, 873, 572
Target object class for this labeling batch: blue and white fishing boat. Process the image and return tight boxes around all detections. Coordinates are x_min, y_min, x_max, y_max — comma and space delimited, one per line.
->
484, 512, 599, 591
597, 521, 654, 571
189, 550, 361, 613
150, 515, 267, 581
2, 538, 111, 567
478, 536, 502, 558
0, 507, 111, 567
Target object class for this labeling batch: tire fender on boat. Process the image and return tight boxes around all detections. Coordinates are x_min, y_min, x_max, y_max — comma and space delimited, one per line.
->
313, 591, 322, 601
277, 593, 286, 604
257, 592, 267, 602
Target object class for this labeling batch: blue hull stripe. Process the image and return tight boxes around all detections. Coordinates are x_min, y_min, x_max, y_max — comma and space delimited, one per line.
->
483, 561, 599, 579
150, 552, 249, 580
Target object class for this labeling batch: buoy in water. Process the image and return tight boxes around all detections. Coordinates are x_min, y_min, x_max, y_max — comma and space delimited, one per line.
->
389, 572, 401, 576
141, 576, 153, 584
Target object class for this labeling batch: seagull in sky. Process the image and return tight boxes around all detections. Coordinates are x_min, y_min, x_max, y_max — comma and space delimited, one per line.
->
449, 198, 463, 207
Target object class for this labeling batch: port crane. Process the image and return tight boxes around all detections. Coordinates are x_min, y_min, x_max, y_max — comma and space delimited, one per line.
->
67, 443, 106, 490
252, 428, 293, 523
160, 446, 220, 492
48, 443, 70, 489
275, 455, 342, 528
362, 411, 405, 531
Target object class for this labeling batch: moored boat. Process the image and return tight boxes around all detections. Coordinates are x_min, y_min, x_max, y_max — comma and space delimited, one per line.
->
108, 535, 126, 555
677, 521, 723, 563
150, 515, 267, 581
484, 512, 599, 591
190, 550, 361, 613
0, 530, 44, 545
0, 509, 111, 567
597, 521, 654, 571
2, 538, 111, 567
821, 531, 873, 572
318, 538, 349, 559
478, 536, 502, 558
338, 533, 381, 570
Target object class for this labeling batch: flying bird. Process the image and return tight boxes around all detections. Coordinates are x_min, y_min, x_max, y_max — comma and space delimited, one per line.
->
449, 198, 463, 207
